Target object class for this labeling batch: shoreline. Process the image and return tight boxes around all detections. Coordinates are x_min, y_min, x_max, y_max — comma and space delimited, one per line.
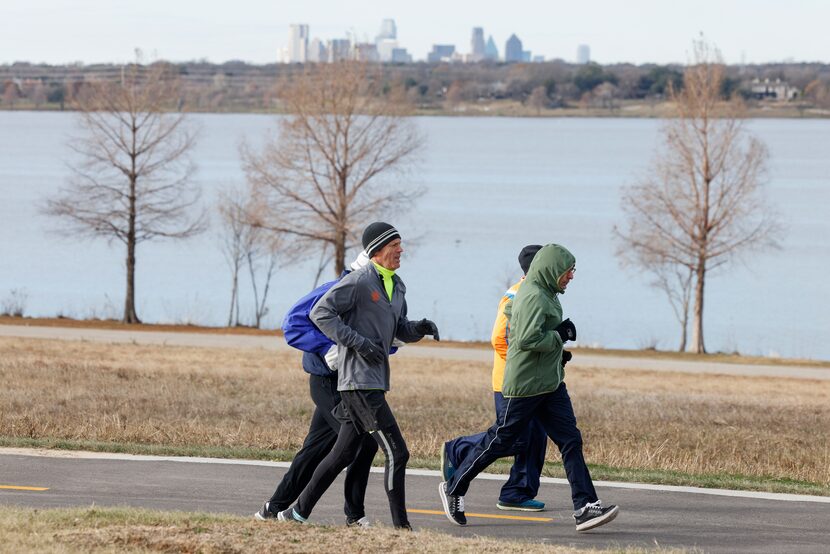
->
2, 103, 829, 119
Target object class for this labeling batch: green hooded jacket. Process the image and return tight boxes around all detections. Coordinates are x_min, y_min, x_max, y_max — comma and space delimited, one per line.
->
502, 244, 576, 398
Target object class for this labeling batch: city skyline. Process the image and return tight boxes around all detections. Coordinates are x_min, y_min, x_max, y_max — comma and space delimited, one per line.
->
3, 0, 830, 66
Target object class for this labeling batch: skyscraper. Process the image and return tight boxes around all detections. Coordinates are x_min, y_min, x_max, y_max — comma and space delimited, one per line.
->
376, 19, 401, 63
427, 45, 456, 63
288, 24, 309, 63
470, 27, 485, 62
484, 36, 499, 61
577, 44, 591, 64
377, 38, 398, 62
377, 18, 397, 41
327, 39, 352, 62
308, 38, 326, 63
504, 34, 523, 63
354, 43, 379, 62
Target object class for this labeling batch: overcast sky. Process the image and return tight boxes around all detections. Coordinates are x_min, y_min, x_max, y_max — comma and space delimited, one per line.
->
4, 0, 829, 66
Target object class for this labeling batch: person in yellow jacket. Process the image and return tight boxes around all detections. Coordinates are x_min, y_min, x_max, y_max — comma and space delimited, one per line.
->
440, 245, 549, 511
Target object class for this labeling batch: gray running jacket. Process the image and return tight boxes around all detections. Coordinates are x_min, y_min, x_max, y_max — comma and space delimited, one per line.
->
310, 263, 424, 391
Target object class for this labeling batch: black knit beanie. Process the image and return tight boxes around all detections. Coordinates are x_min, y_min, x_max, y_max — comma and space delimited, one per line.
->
362, 222, 401, 258
518, 244, 543, 275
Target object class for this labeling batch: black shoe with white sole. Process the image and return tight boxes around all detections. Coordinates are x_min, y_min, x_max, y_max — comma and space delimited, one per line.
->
574, 500, 619, 532
254, 501, 278, 521
346, 516, 371, 528
438, 481, 467, 525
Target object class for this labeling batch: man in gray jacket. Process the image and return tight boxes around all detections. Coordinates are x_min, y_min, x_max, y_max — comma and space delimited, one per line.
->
277, 222, 439, 529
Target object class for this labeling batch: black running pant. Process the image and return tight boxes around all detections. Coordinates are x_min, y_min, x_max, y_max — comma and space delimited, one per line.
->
267, 373, 377, 520
295, 390, 410, 528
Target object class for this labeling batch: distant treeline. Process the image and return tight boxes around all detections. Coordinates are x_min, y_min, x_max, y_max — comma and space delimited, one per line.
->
3, 59, 830, 111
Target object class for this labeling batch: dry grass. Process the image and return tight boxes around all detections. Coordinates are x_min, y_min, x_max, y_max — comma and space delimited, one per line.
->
1, 337, 828, 489
0, 506, 678, 554
4, 316, 827, 368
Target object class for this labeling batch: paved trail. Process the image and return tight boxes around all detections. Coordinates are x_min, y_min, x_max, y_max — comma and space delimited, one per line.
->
1, 448, 828, 553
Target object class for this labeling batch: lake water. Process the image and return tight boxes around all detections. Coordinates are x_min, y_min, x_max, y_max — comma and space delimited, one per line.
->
1, 112, 828, 359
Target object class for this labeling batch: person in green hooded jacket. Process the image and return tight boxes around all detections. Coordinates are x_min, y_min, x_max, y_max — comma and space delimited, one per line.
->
438, 244, 619, 533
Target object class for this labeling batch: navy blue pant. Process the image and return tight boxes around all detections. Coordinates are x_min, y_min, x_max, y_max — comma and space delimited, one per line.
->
445, 391, 547, 503
446, 383, 598, 511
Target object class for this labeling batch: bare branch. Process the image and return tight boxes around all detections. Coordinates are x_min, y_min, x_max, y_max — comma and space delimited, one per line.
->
41, 59, 203, 323
615, 38, 782, 353
242, 61, 424, 275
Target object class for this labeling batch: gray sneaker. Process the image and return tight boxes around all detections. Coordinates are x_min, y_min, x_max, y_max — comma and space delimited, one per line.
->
277, 507, 307, 524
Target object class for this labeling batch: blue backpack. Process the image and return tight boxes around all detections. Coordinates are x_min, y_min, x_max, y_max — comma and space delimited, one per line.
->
281, 279, 338, 355
281, 270, 400, 359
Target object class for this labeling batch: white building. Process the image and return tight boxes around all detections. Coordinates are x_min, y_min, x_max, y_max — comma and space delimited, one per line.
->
377, 18, 397, 41
288, 24, 309, 63
750, 78, 799, 101
577, 44, 590, 64
308, 38, 327, 63
377, 38, 399, 62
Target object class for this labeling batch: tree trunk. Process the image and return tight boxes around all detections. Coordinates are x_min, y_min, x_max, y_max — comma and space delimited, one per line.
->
227, 266, 239, 327
679, 283, 691, 352
123, 173, 140, 324
691, 262, 706, 353
333, 230, 346, 276
123, 236, 140, 323
678, 313, 688, 352
254, 256, 276, 329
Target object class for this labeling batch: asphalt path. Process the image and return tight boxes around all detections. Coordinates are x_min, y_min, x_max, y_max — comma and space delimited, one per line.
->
2, 323, 829, 380
1, 448, 828, 553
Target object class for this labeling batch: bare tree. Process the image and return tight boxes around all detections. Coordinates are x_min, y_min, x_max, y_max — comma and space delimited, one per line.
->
614, 40, 781, 353
217, 188, 250, 327
527, 85, 547, 115
445, 80, 465, 109
804, 79, 830, 109
242, 61, 424, 276
3, 82, 19, 108
42, 56, 205, 323
218, 187, 291, 328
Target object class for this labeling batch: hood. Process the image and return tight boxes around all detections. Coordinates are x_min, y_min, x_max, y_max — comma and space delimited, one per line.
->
350, 250, 371, 271
524, 244, 575, 295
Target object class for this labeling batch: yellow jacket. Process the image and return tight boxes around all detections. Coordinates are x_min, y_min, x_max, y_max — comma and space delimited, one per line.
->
490, 278, 524, 392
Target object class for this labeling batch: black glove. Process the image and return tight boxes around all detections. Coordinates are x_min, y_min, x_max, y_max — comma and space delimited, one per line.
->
414, 318, 440, 341
555, 318, 577, 343
562, 350, 572, 367
357, 339, 385, 365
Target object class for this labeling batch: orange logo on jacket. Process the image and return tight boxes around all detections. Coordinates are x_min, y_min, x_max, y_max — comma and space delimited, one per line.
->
371, 290, 381, 302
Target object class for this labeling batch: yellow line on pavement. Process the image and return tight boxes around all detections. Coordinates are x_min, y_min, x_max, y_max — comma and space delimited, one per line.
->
0, 485, 49, 491
409, 508, 552, 522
